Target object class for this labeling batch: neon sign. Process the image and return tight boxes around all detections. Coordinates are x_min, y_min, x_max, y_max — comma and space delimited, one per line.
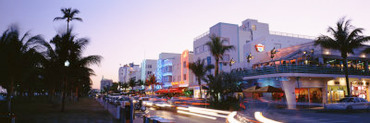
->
255, 44, 265, 52
171, 81, 185, 86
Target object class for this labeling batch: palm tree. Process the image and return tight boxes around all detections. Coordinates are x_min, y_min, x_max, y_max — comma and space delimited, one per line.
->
0, 25, 45, 112
54, 8, 83, 32
128, 78, 137, 91
118, 82, 123, 91
41, 29, 101, 112
206, 34, 235, 76
189, 59, 214, 98
315, 17, 370, 97
122, 83, 129, 92
146, 74, 157, 95
136, 79, 145, 92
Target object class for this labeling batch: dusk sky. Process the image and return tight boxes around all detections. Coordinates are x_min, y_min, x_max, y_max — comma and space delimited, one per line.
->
1, 0, 370, 89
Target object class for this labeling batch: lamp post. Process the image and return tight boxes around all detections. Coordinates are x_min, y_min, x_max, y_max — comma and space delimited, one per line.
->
270, 47, 277, 61
61, 60, 69, 112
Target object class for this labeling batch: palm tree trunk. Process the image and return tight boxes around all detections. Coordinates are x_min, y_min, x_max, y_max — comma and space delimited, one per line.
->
75, 87, 79, 101
343, 58, 351, 97
7, 77, 14, 112
67, 21, 69, 33
215, 58, 219, 76
198, 78, 202, 99
61, 79, 67, 112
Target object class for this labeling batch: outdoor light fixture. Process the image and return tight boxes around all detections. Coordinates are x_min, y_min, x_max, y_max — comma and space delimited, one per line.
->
229, 58, 235, 66
64, 60, 70, 67
246, 53, 254, 63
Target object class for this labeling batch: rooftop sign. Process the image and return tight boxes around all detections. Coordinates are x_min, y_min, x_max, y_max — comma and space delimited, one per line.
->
255, 44, 265, 52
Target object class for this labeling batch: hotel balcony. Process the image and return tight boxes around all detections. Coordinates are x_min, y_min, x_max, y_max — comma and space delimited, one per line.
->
234, 65, 370, 79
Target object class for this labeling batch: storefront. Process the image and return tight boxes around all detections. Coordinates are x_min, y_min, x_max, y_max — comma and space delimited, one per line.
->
295, 88, 323, 103
327, 78, 370, 103
327, 79, 347, 103
351, 81, 369, 99
191, 86, 207, 98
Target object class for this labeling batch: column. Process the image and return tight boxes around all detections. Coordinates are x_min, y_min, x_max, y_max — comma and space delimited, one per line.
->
322, 80, 328, 104
365, 61, 369, 73
281, 77, 296, 109
367, 85, 370, 102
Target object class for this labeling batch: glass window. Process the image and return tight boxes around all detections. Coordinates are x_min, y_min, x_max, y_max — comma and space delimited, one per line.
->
222, 38, 230, 45
339, 98, 350, 102
183, 74, 187, 80
203, 45, 209, 51
274, 43, 281, 49
359, 98, 367, 102
147, 65, 152, 68
252, 25, 256, 31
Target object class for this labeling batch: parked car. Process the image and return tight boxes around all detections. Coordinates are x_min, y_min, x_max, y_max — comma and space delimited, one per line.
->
325, 97, 370, 110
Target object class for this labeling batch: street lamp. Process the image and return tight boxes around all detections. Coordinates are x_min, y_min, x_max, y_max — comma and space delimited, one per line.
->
270, 47, 277, 61
229, 58, 235, 66
246, 53, 254, 63
64, 60, 70, 67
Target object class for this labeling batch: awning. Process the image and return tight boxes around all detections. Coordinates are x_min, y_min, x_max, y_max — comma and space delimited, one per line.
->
243, 86, 260, 93
255, 85, 283, 93
155, 87, 184, 93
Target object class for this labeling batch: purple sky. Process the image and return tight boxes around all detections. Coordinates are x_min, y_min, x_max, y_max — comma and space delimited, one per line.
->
1, 0, 370, 89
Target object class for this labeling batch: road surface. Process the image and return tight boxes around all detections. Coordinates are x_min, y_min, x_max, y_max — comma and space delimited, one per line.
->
134, 107, 225, 123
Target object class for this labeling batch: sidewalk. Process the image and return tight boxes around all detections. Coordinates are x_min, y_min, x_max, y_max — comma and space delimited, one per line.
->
14, 97, 119, 123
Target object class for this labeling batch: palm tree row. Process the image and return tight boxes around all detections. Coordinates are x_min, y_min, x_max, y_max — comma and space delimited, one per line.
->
0, 8, 101, 113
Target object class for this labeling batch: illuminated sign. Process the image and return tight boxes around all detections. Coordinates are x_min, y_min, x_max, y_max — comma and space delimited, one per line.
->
171, 81, 185, 86
255, 44, 265, 52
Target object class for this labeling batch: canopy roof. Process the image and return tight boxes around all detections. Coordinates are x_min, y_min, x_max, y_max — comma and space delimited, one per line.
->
243, 85, 283, 93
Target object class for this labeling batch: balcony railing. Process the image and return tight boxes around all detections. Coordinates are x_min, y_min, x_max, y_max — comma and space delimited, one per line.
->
270, 31, 316, 40
233, 65, 370, 77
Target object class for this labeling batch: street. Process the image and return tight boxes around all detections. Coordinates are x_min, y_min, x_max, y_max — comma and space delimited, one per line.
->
134, 107, 225, 123
243, 108, 370, 123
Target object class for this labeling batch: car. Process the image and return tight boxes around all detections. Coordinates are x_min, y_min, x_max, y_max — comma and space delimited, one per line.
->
152, 99, 173, 109
187, 99, 209, 107
325, 97, 370, 110
168, 97, 191, 106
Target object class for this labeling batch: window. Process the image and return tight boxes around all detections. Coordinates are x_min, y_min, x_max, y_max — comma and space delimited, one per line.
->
252, 25, 256, 31
183, 61, 187, 68
274, 43, 281, 49
222, 38, 230, 45
147, 65, 152, 68
195, 46, 204, 54
167, 66, 172, 72
147, 71, 152, 75
183, 74, 187, 80
203, 45, 209, 51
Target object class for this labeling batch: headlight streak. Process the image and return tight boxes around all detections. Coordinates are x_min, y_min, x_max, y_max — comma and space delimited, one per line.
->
177, 110, 217, 120
254, 112, 281, 123
227, 111, 241, 123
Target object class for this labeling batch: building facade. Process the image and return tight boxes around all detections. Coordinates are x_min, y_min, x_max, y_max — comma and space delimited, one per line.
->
193, 19, 314, 74
118, 63, 141, 84
156, 53, 181, 89
141, 59, 157, 81
100, 77, 113, 92
238, 42, 370, 109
